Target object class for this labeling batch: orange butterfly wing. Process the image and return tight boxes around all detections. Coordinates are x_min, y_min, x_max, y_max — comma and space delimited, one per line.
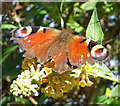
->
11, 27, 61, 63
67, 35, 109, 66
67, 36, 92, 66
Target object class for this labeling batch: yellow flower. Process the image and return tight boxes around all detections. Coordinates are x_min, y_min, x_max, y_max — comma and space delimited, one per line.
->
69, 76, 76, 84
22, 58, 37, 70
87, 80, 94, 87
37, 77, 50, 85
45, 85, 54, 94
79, 80, 86, 87
53, 76, 60, 84
43, 59, 55, 69
85, 74, 94, 87
72, 62, 98, 87
55, 87, 63, 97
60, 71, 71, 80
40, 69, 74, 98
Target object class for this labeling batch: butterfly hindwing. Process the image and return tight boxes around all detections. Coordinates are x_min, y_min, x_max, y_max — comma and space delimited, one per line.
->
67, 36, 92, 66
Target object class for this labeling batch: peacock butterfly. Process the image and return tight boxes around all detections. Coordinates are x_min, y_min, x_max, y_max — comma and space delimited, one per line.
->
10, 26, 109, 73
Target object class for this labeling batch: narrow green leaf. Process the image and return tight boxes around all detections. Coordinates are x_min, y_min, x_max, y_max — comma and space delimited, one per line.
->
97, 63, 119, 82
2, 53, 23, 79
38, 94, 48, 104
2, 45, 18, 63
80, 2, 98, 11
111, 85, 120, 97
1, 24, 18, 29
86, 8, 103, 44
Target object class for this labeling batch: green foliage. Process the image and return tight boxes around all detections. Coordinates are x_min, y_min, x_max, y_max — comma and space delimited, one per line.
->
1, 96, 31, 105
1, 24, 18, 29
1, 96, 15, 105
86, 8, 103, 44
111, 85, 120, 97
80, 2, 98, 11
2, 44, 18, 63
38, 94, 48, 104
97, 63, 119, 82
95, 85, 120, 104
2, 54, 23, 79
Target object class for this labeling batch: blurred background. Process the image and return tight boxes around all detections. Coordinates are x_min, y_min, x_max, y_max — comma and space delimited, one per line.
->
1, 1, 120, 105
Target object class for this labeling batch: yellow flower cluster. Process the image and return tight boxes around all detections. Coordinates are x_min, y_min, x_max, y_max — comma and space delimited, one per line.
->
22, 58, 37, 71
72, 62, 99, 87
39, 69, 74, 98
11, 58, 99, 99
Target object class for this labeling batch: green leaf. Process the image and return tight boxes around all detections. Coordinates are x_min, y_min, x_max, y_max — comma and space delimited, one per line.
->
15, 97, 31, 104
95, 95, 107, 103
1, 96, 31, 105
74, 7, 82, 13
1, 24, 18, 29
2, 53, 23, 79
1, 96, 15, 105
80, 2, 98, 11
39, 10, 47, 14
74, 2, 80, 7
86, 8, 103, 44
97, 63, 119, 82
103, 97, 114, 104
38, 94, 48, 104
111, 85, 120, 97
64, 102, 72, 106
67, 21, 83, 33
2, 45, 18, 63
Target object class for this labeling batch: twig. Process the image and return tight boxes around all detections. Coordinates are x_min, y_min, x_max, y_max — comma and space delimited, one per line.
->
28, 96, 38, 105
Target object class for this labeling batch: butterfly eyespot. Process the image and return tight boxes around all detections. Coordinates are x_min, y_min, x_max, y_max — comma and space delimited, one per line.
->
91, 45, 109, 61
95, 48, 103, 53
14, 26, 32, 38
21, 27, 27, 32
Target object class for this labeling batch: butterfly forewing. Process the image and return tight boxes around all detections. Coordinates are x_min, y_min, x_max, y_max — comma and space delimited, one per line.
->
11, 27, 61, 63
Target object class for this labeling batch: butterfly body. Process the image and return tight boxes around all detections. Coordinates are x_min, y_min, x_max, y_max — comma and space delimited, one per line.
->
10, 26, 109, 73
